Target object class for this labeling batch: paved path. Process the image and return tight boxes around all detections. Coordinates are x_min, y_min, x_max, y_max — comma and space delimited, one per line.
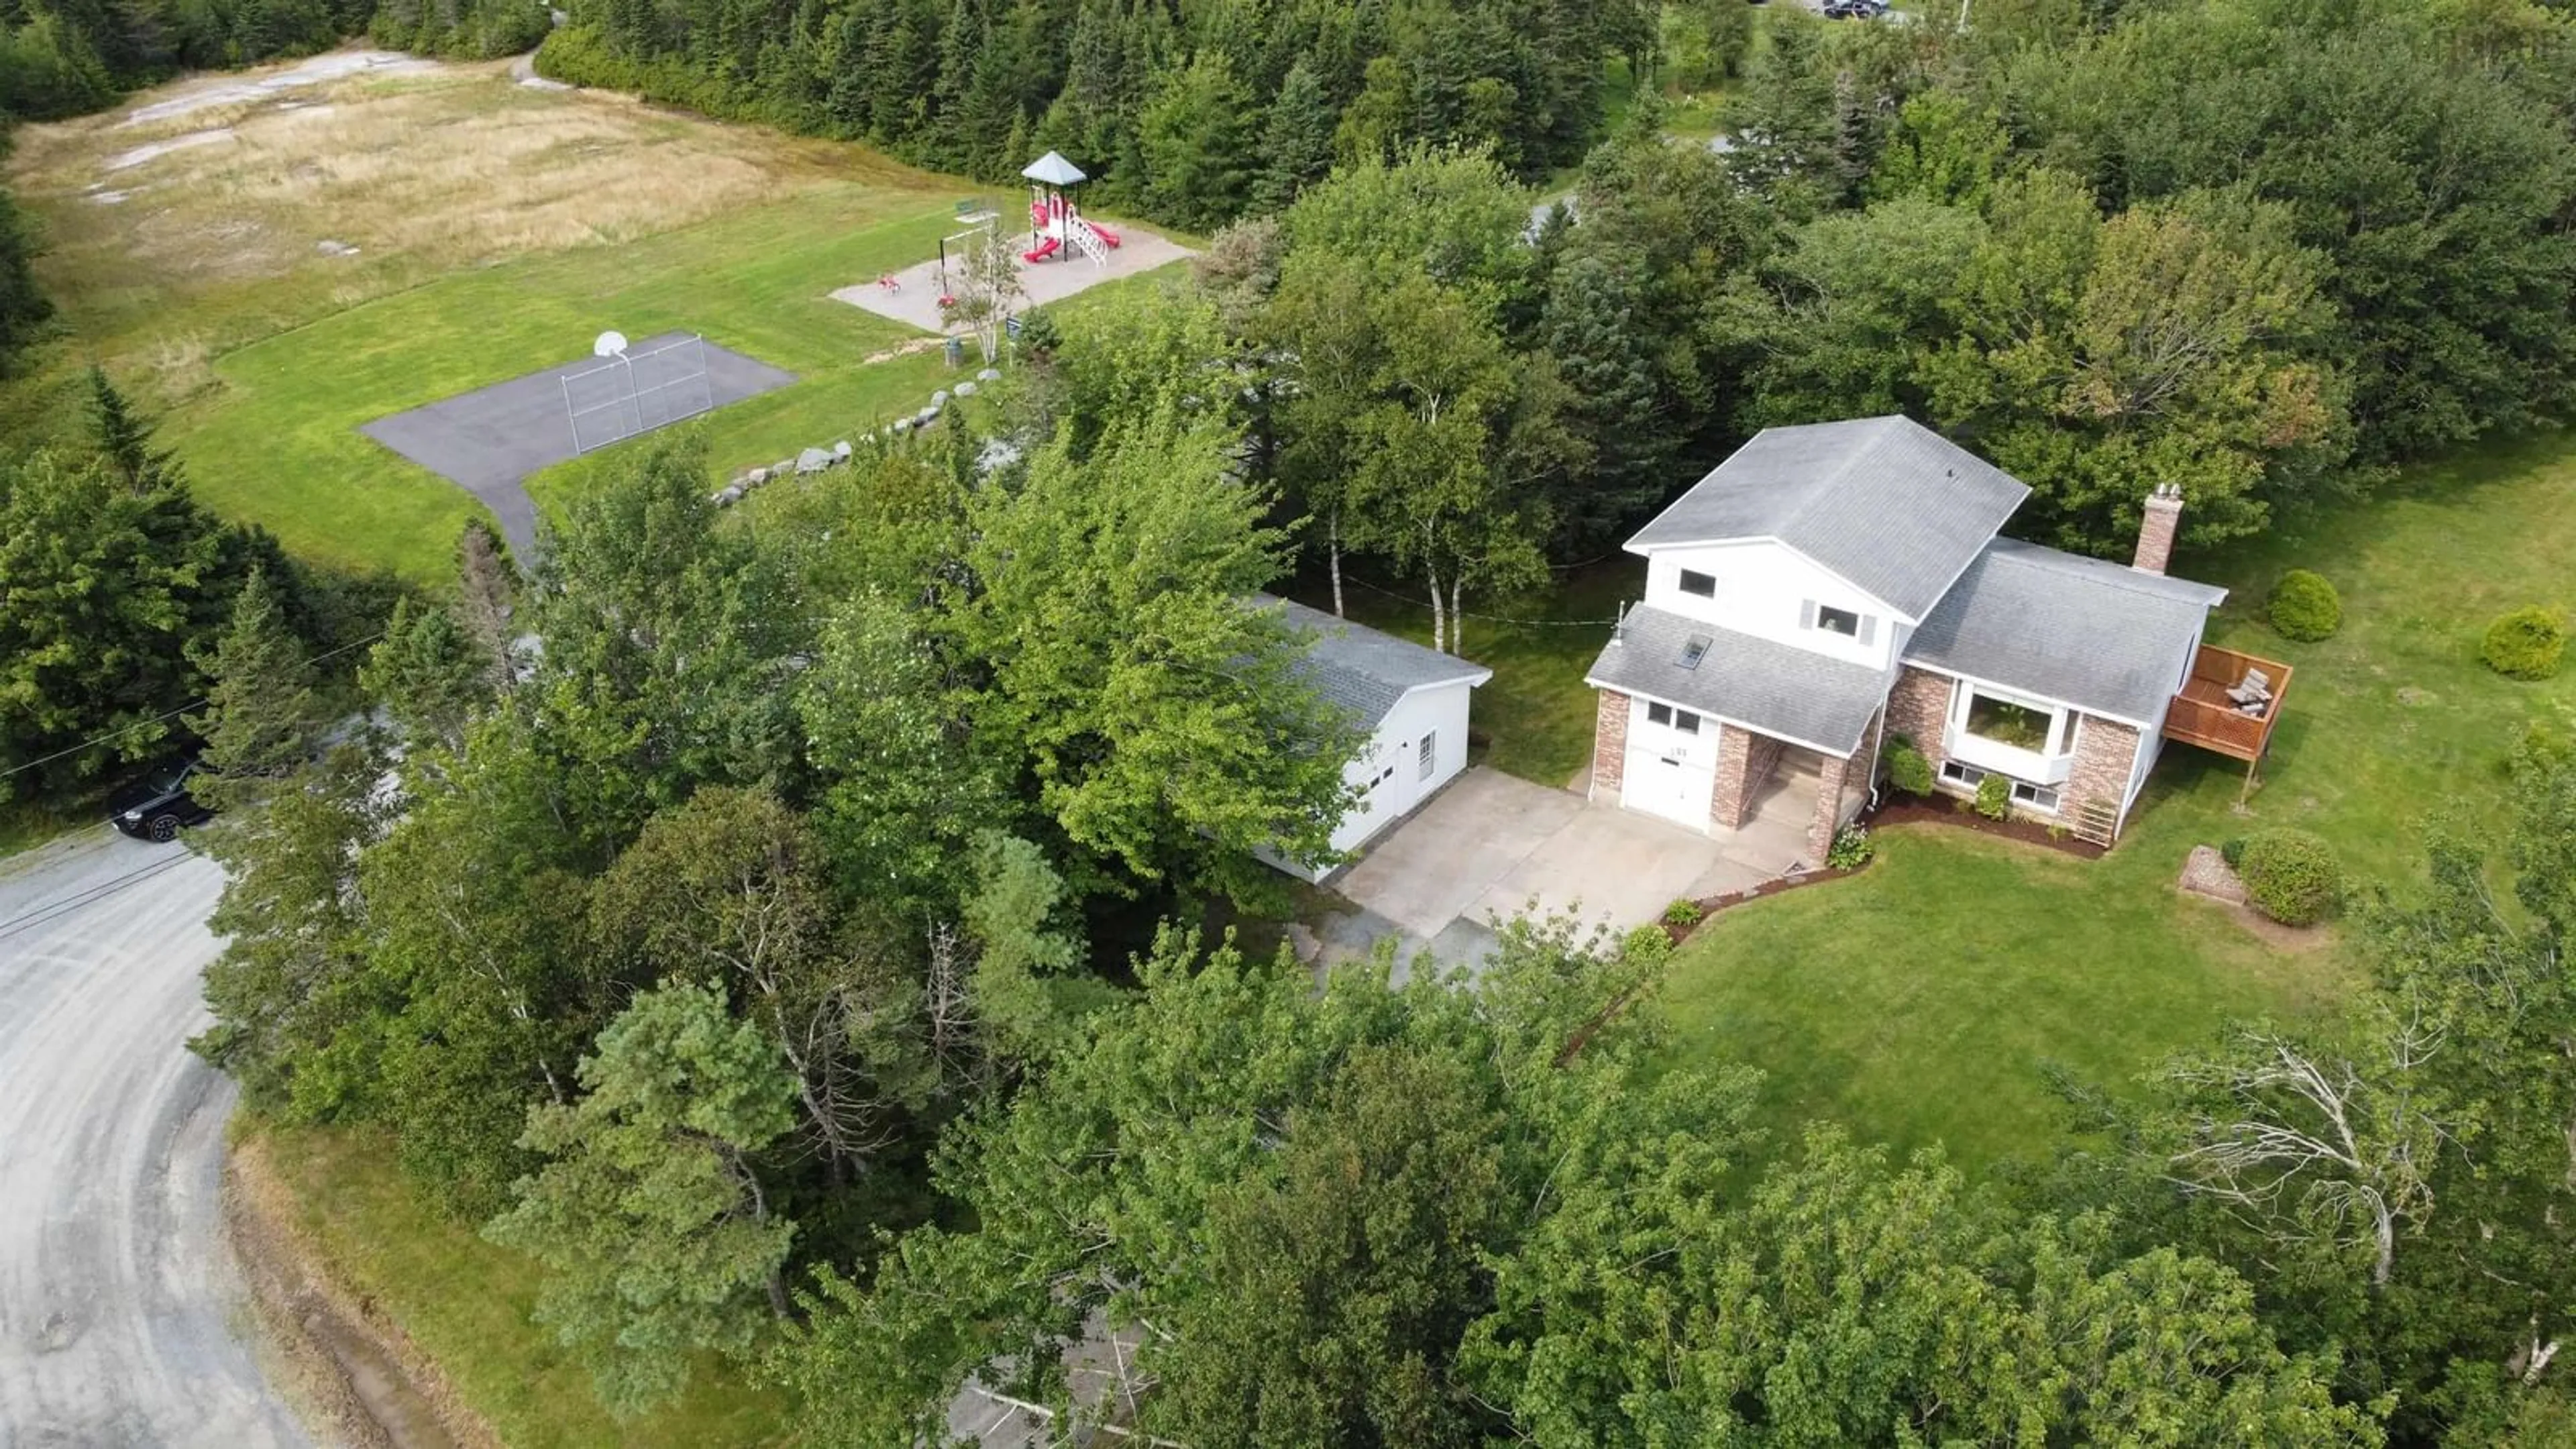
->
0, 826, 315, 1448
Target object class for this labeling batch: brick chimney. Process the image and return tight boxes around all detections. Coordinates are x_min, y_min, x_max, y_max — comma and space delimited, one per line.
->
2131, 483, 2184, 575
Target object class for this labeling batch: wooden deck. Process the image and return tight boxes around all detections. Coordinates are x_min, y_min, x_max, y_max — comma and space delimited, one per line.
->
2166, 643, 2291, 762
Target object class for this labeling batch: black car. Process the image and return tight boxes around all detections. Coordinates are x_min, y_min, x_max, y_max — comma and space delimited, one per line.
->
109, 757, 215, 842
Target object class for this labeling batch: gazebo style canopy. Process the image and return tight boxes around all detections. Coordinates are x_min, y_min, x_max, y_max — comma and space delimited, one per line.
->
1021, 151, 1087, 186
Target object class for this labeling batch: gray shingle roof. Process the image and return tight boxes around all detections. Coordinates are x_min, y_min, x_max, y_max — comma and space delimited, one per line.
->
1583, 605, 1895, 756
1624, 416, 2031, 621
1904, 539, 2228, 725
1261, 595, 1493, 728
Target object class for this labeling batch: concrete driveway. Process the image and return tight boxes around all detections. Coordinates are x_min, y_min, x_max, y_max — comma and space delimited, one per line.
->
1321, 768, 1786, 973
0, 826, 313, 1447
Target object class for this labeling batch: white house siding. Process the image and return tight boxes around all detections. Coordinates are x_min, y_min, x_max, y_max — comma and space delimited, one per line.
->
1270, 682, 1479, 881
1641, 540, 1902, 671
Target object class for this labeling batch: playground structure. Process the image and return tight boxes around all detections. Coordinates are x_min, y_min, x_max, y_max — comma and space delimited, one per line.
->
1019, 150, 1122, 267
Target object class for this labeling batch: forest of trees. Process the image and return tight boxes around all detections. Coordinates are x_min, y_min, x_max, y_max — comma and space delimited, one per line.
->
535, 0, 1649, 219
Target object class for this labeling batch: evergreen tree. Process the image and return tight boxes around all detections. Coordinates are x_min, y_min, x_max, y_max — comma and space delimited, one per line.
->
485, 977, 800, 1417
184, 563, 321, 799
1137, 50, 1254, 229
359, 596, 492, 752
0, 451, 231, 796
0, 186, 52, 370
87, 364, 180, 495
1252, 58, 1335, 213
1540, 251, 1666, 550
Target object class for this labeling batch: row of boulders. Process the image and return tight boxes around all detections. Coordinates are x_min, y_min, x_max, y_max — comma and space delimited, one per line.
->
708, 368, 1002, 508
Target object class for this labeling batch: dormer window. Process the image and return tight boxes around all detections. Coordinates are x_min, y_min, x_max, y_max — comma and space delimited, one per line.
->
1816, 605, 1862, 637
1678, 569, 1717, 598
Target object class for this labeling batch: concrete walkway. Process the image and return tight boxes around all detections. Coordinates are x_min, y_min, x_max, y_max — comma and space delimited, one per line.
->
1316, 767, 1803, 977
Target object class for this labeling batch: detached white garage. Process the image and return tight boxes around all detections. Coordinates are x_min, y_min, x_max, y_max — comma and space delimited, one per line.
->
1259, 596, 1494, 882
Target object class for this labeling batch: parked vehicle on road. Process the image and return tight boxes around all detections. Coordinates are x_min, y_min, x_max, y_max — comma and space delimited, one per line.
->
108, 758, 215, 842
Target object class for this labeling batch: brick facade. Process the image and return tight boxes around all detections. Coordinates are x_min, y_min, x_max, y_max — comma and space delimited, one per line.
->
1710, 727, 1756, 830
1884, 667, 1957, 768
1808, 749, 1853, 862
1590, 690, 1629, 800
2065, 712, 2143, 835
2132, 483, 2184, 574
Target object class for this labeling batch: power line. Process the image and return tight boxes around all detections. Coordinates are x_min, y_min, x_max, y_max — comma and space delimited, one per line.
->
1338, 572, 1622, 628
0, 631, 386, 784
0, 845, 197, 944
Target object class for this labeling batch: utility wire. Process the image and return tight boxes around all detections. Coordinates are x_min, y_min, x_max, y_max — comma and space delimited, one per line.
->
1339, 572, 1623, 628
0, 631, 386, 784
0, 845, 197, 944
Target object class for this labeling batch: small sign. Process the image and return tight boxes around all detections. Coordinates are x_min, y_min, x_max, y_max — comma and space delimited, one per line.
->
1005, 315, 1023, 339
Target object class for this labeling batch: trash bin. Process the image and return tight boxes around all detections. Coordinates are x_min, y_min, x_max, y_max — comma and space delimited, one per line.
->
945, 336, 965, 368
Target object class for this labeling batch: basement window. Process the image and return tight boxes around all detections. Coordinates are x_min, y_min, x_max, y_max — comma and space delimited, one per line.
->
2012, 780, 2060, 812
1678, 569, 1717, 598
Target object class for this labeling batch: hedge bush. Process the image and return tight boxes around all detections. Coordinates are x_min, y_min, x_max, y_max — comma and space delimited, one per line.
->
1886, 741, 1935, 796
2219, 837, 2247, 869
2481, 606, 2566, 681
2238, 829, 2342, 926
2267, 570, 2343, 642
1974, 773, 2011, 821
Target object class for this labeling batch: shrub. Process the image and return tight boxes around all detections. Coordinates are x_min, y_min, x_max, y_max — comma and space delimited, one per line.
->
2219, 837, 2247, 869
1661, 898, 1704, 928
2238, 829, 2342, 926
2481, 606, 2566, 681
1885, 742, 1935, 796
2267, 570, 2343, 642
1826, 825, 1875, 869
1974, 773, 2011, 821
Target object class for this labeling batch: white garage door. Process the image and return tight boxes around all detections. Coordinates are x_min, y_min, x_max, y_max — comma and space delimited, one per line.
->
1622, 700, 1716, 831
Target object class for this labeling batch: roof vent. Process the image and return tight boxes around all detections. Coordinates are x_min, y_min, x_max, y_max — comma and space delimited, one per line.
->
1611, 600, 1627, 647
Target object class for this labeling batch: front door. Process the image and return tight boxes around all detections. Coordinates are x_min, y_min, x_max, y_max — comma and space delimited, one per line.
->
1622, 700, 1716, 831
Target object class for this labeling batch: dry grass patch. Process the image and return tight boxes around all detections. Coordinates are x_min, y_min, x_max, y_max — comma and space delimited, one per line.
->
7, 53, 912, 382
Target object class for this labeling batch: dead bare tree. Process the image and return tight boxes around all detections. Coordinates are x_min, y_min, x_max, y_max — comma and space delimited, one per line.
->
2163, 1028, 2447, 1288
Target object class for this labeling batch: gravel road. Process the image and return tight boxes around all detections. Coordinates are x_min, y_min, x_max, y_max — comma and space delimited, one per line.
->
0, 825, 314, 1448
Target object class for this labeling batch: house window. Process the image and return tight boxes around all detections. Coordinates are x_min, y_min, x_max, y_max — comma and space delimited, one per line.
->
1940, 760, 1984, 787
1964, 691, 2055, 752
2011, 780, 2059, 812
1673, 710, 1701, 735
1678, 569, 1717, 598
1816, 604, 1862, 638
1646, 702, 1672, 727
1418, 732, 1437, 782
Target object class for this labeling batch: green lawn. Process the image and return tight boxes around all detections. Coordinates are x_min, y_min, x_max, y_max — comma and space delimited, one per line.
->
252, 1122, 792, 1447
1655, 828, 2347, 1170
180, 188, 974, 581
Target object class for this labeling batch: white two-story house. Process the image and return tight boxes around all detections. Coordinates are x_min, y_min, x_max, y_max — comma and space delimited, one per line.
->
1585, 415, 2274, 861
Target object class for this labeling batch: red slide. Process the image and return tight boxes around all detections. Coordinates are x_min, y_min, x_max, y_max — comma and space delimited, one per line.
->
1023, 235, 1061, 264
1086, 221, 1122, 248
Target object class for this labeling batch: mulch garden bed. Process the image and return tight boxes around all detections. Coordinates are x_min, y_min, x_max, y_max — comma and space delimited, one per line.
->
1662, 863, 1867, 945
1862, 796, 2108, 859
